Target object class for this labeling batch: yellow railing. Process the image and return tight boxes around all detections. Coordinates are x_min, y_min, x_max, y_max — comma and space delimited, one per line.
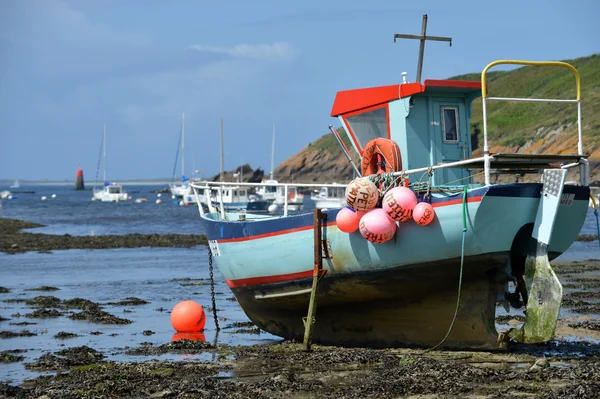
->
479, 60, 585, 186
481, 60, 581, 100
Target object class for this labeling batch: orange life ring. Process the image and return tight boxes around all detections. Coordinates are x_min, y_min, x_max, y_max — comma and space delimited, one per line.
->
361, 138, 402, 176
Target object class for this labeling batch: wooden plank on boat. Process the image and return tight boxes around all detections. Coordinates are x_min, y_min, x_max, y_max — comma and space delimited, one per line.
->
451, 153, 588, 170
255, 288, 313, 300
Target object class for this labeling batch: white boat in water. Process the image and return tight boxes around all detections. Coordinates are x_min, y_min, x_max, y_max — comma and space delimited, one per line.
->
93, 183, 129, 202
254, 123, 304, 211
9, 179, 20, 189
92, 124, 129, 202
311, 184, 347, 209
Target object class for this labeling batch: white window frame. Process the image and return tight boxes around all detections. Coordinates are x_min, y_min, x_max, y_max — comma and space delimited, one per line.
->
441, 106, 459, 144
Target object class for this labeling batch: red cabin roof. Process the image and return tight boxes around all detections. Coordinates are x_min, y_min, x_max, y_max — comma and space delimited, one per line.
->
330, 79, 482, 117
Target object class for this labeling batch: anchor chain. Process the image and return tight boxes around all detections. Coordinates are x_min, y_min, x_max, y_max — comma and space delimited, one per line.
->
208, 248, 220, 331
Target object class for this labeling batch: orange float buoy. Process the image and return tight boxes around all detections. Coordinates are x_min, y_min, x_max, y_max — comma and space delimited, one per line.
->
170, 300, 206, 332
336, 206, 360, 233
413, 202, 435, 226
171, 331, 207, 342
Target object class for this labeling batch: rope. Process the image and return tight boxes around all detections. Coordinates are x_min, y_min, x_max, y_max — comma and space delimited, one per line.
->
208, 249, 220, 331
591, 193, 599, 247
419, 185, 468, 354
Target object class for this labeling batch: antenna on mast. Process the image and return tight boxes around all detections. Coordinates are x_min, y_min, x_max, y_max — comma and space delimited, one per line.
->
270, 121, 276, 181
220, 117, 224, 183
393, 14, 452, 83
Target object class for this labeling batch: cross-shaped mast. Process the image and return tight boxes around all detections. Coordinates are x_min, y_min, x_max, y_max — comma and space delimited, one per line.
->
393, 14, 452, 83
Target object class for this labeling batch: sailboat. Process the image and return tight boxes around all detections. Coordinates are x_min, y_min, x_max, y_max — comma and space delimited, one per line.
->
255, 122, 304, 211
92, 124, 129, 202
169, 113, 192, 199
195, 118, 255, 210
9, 179, 20, 189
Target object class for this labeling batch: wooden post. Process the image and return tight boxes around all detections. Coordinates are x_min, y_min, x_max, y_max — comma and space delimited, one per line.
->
303, 208, 325, 351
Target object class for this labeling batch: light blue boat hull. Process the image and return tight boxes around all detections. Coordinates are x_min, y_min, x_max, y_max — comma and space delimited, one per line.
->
199, 183, 589, 348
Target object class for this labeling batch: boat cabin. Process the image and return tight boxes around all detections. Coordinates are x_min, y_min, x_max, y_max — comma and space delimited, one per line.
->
107, 184, 124, 194
331, 79, 482, 186
211, 186, 250, 203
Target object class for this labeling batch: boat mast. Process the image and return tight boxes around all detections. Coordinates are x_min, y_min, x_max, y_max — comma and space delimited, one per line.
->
103, 123, 107, 183
181, 113, 185, 179
270, 121, 275, 180
220, 117, 224, 183
393, 14, 452, 83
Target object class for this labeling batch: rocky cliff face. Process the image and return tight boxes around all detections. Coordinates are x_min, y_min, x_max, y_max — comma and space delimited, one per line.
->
274, 142, 360, 184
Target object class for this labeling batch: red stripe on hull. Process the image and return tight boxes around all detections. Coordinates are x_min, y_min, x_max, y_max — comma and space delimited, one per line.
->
226, 270, 314, 288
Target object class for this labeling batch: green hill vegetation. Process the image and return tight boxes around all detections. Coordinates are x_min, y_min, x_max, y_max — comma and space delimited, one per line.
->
308, 127, 354, 153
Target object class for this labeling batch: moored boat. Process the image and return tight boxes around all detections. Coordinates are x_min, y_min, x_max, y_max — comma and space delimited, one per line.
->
191, 55, 590, 349
91, 124, 129, 202
311, 184, 347, 209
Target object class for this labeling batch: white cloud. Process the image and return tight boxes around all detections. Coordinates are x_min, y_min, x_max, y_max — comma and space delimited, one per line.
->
188, 42, 299, 61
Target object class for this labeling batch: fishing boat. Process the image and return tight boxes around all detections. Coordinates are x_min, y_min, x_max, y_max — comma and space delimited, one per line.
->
311, 184, 348, 209
92, 124, 129, 202
253, 122, 304, 211
191, 46, 590, 348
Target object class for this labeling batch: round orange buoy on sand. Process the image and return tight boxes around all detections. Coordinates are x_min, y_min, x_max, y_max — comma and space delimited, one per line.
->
171, 331, 206, 342
413, 202, 435, 226
336, 206, 360, 233
170, 300, 206, 332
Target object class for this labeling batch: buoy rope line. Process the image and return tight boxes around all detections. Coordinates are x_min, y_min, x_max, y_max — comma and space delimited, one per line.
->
418, 185, 468, 355
208, 249, 220, 331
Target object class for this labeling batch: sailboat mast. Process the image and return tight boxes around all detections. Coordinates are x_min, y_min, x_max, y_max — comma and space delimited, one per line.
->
270, 121, 275, 180
220, 117, 224, 183
181, 113, 185, 178
103, 123, 107, 183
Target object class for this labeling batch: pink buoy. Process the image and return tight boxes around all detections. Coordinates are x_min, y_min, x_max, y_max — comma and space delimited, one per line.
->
359, 208, 397, 243
345, 178, 379, 211
413, 202, 435, 226
336, 206, 360, 233
382, 187, 418, 222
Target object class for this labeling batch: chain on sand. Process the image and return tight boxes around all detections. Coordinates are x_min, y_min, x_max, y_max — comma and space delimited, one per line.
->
208, 249, 220, 331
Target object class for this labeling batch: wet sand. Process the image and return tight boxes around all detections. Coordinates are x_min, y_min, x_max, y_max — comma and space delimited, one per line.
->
0, 218, 207, 254
1, 219, 599, 397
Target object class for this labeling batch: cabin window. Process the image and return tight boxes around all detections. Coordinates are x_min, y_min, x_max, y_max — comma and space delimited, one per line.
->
345, 106, 388, 148
233, 190, 238, 196
240, 190, 246, 196
441, 106, 459, 143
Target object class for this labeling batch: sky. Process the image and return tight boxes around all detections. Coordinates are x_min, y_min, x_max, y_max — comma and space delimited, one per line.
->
0, 0, 598, 181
